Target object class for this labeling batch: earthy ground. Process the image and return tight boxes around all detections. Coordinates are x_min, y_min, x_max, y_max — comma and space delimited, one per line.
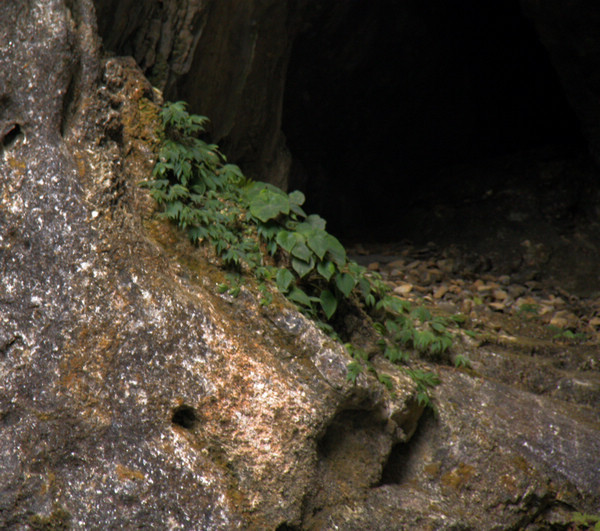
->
345, 146, 600, 418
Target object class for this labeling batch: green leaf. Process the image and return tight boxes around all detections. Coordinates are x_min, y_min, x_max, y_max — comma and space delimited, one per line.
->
288, 190, 306, 206
378, 373, 394, 391
288, 287, 312, 307
188, 226, 208, 242
319, 290, 338, 320
291, 256, 315, 278
165, 201, 184, 219
325, 234, 346, 266
451, 314, 467, 325
220, 163, 245, 184
217, 283, 229, 294
384, 345, 409, 363
430, 321, 447, 334
305, 230, 330, 260
335, 273, 355, 297
454, 355, 472, 368
305, 214, 327, 230
276, 230, 304, 254
276, 268, 295, 293
290, 241, 313, 262
346, 361, 362, 384
290, 203, 307, 218
249, 189, 290, 222
412, 306, 432, 323
317, 260, 336, 281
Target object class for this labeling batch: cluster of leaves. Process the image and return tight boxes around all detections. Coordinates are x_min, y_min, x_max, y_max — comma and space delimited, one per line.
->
571, 512, 600, 531
141, 101, 455, 406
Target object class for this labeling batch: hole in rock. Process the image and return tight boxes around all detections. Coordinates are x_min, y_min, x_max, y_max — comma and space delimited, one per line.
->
283, 0, 597, 293
275, 524, 300, 531
310, 408, 390, 501
379, 409, 433, 486
171, 405, 198, 430
1, 124, 24, 151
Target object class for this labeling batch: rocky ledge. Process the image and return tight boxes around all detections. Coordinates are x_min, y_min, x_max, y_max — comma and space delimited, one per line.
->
0, 1, 598, 529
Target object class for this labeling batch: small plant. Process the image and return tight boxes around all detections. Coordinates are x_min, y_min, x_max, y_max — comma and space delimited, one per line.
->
547, 325, 586, 342
141, 101, 458, 405
453, 354, 472, 369
518, 303, 539, 317
571, 512, 600, 530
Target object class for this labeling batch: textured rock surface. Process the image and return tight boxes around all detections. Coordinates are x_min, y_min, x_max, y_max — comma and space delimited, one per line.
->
1, 1, 600, 529
94, 0, 299, 189
313, 368, 600, 529
0, 1, 418, 528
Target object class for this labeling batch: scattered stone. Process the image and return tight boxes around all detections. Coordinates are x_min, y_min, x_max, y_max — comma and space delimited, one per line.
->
394, 283, 413, 295
492, 289, 508, 301
433, 285, 449, 299
589, 316, 600, 328
550, 311, 579, 329
387, 259, 405, 269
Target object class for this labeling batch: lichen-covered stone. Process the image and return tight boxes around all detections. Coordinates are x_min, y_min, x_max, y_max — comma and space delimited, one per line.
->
0, 2, 419, 528
1, 1, 599, 529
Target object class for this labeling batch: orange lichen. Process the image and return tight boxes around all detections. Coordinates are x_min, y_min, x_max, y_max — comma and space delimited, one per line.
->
115, 464, 146, 482
441, 462, 476, 490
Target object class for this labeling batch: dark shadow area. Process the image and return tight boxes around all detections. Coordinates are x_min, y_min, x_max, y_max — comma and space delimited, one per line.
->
171, 405, 198, 430
379, 409, 434, 486
283, 0, 587, 241
1, 123, 23, 152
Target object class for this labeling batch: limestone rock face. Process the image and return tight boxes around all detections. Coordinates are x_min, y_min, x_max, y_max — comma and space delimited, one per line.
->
1, 1, 600, 529
0, 1, 418, 528
94, 0, 298, 189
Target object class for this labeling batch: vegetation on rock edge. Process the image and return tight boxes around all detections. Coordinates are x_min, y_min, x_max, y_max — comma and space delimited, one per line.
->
141, 101, 472, 406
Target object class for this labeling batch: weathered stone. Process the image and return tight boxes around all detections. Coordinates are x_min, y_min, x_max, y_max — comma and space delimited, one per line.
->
0, 2, 421, 528
94, 0, 301, 189
296, 368, 600, 529
2, 1, 600, 529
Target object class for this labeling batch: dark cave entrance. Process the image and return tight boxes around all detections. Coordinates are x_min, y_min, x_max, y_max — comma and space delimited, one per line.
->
283, 0, 587, 244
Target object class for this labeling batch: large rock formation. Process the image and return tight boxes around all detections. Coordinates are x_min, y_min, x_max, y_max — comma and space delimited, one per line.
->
91, 0, 600, 200
0, 1, 419, 527
94, 0, 299, 190
1, 1, 599, 529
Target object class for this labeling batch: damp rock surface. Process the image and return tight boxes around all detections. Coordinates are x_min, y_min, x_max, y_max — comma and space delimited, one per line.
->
1, 1, 600, 530
0, 2, 418, 528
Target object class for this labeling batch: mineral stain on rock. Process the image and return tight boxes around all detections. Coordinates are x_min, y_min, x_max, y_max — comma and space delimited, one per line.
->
1, 0, 600, 529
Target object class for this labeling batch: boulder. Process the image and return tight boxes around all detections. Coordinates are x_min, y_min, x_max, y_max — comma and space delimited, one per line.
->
1, 1, 599, 528
0, 2, 418, 527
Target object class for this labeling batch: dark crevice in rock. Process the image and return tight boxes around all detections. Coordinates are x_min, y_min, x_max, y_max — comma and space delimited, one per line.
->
171, 405, 199, 430
378, 409, 433, 486
1, 123, 24, 152
60, 69, 78, 138
302, 407, 394, 526
275, 523, 300, 531
0, 408, 21, 427
0, 334, 24, 358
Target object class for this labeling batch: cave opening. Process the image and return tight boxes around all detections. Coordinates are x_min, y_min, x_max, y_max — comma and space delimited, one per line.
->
283, 0, 588, 247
